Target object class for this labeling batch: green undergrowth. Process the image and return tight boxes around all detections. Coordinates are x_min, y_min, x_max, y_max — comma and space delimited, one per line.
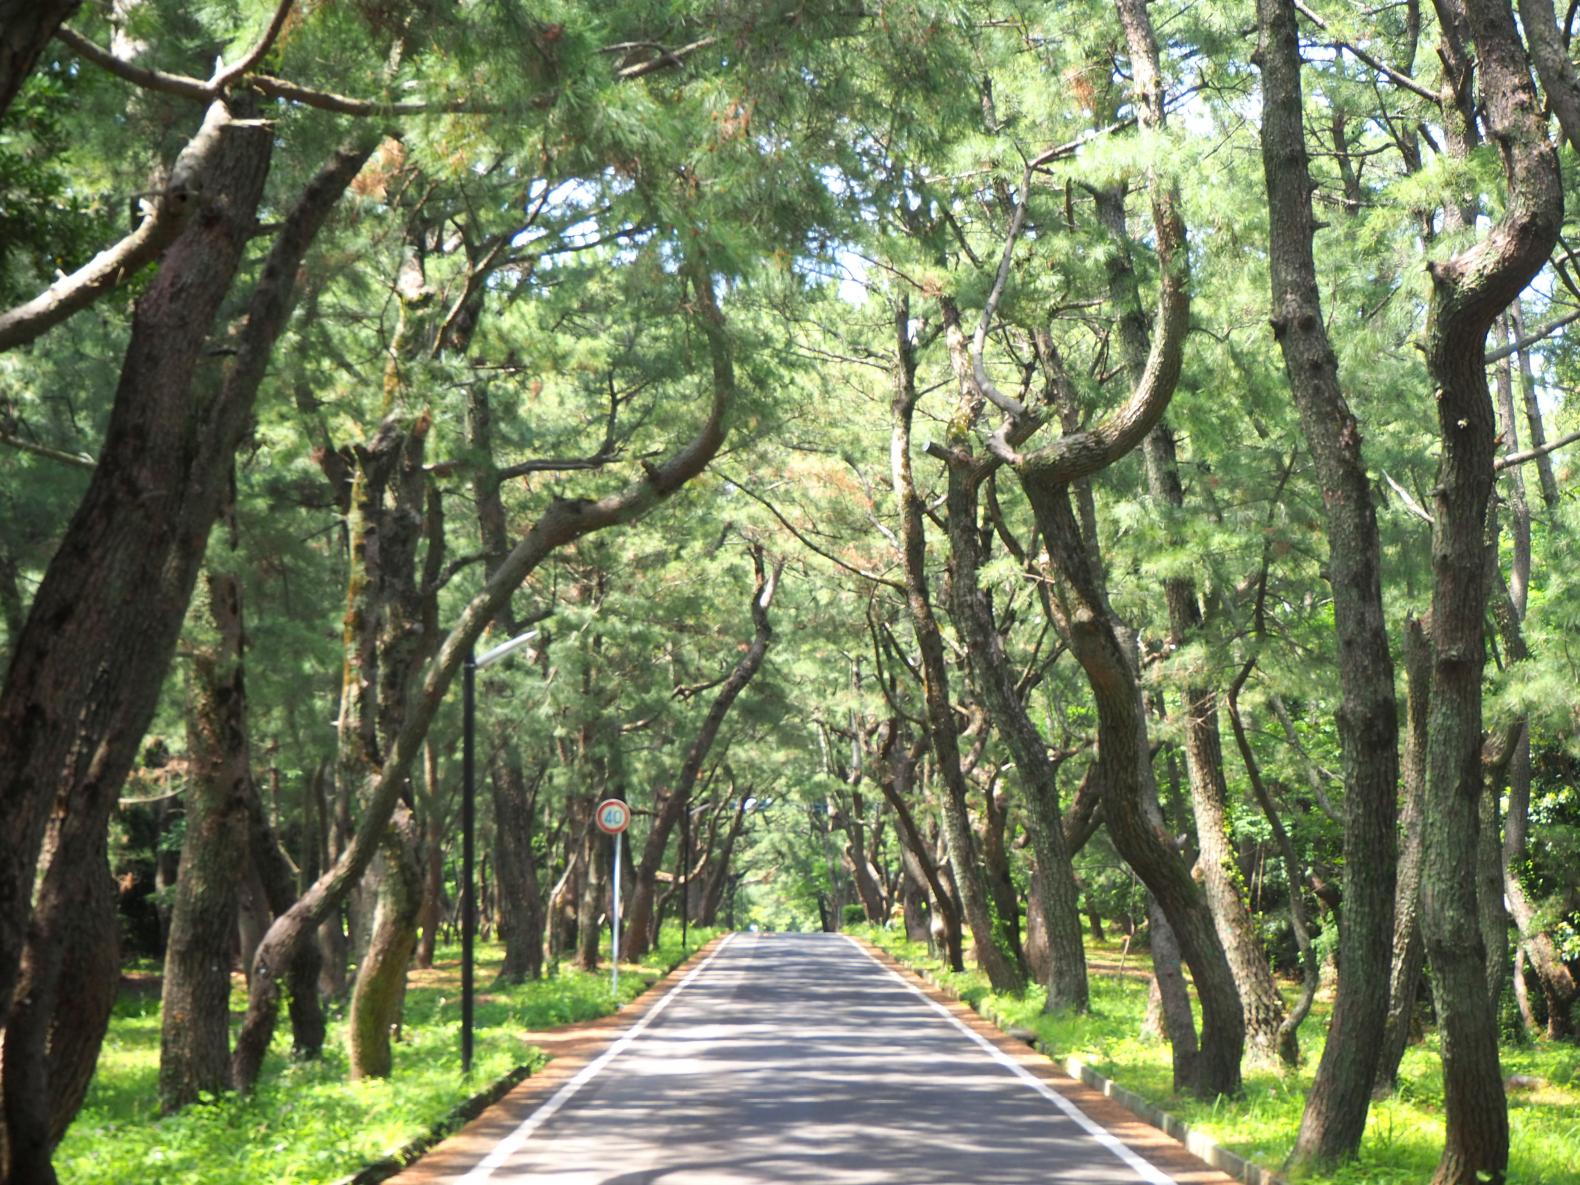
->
58, 927, 720, 1185
855, 926, 1580, 1185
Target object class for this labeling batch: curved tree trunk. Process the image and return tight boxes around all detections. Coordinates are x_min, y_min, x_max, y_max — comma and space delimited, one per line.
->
942, 442, 1087, 1011
891, 297, 1025, 996
234, 256, 738, 1092
1416, 3, 1561, 1180
347, 808, 423, 1079
623, 545, 780, 959
0, 99, 274, 1068
1139, 422, 1289, 1064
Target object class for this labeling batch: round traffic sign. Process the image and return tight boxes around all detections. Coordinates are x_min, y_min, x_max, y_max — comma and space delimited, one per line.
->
594, 798, 631, 835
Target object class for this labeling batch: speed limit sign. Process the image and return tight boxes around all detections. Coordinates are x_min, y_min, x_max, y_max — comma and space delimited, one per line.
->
595, 798, 631, 835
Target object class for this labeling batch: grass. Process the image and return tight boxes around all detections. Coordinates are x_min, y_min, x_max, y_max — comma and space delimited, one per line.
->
855, 927, 1580, 1185
57, 927, 720, 1185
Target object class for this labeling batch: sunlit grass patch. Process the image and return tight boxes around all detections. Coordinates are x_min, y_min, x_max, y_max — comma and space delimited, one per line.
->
57, 927, 719, 1185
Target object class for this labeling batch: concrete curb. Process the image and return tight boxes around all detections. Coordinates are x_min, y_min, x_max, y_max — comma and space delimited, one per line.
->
909, 963, 1289, 1185
331, 939, 721, 1185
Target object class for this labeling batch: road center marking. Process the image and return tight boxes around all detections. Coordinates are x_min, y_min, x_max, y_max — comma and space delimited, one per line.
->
841, 935, 1177, 1185
455, 933, 739, 1184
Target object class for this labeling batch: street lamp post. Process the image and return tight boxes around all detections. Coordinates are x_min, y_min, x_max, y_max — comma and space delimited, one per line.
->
460, 628, 538, 1076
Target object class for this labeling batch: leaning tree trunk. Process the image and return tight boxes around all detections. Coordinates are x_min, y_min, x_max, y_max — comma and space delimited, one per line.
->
347, 808, 423, 1079
0, 100, 276, 1068
158, 569, 254, 1113
1142, 424, 1290, 1064
878, 728, 965, 971
234, 256, 737, 1092
962, 0, 1240, 1096
243, 779, 326, 1062
891, 298, 1025, 996
1418, 2, 1561, 1181
942, 430, 1087, 1011
622, 545, 781, 960
1089, 169, 1287, 1059
1254, 0, 1402, 1159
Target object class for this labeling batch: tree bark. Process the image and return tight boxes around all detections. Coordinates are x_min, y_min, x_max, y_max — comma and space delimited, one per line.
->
158, 569, 253, 1113
1148, 432, 1290, 1064
0, 100, 276, 1064
491, 747, 547, 982
347, 807, 423, 1079
1254, 0, 1402, 1159
943, 445, 1087, 1010
1417, 3, 1560, 1180
1375, 616, 1432, 1096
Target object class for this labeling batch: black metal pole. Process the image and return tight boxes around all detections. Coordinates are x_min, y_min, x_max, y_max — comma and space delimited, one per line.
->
461, 648, 476, 1076
681, 806, 689, 947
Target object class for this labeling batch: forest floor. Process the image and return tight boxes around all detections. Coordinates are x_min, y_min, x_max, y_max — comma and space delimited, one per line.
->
856, 927, 1580, 1185
55, 928, 721, 1185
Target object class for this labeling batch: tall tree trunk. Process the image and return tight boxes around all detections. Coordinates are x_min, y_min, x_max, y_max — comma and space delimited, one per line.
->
1375, 616, 1432, 1096
878, 727, 965, 971
1417, 3, 1561, 1180
891, 297, 1025, 996
1090, 158, 1288, 1059
942, 439, 1087, 1010
1254, 0, 1402, 1160
575, 802, 607, 973
491, 747, 546, 983
1024, 482, 1242, 1097
0, 100, 275, 1061
1142, 422, 1289, 1064
623, 546, 781, 959
158, 568, 253, 1113
414, 742, 445, 970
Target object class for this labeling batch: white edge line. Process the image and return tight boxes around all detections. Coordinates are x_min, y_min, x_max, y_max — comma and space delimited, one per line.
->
842, 935, 1178, 1185
454, 932, 739, 1184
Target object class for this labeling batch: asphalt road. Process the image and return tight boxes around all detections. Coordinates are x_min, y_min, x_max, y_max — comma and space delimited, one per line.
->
448, 932, 1181, 1184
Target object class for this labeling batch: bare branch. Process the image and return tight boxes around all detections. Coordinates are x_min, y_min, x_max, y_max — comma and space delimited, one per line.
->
0, 430, 94, 470
209, 0, 296, 94
1292, 0, 1440, 102
613, 36, 719, 80
0, 96, 244, 351
57, 25, 485, 115
718, 470, 907, 592
1384, 470, 1434, 523
971, 164, 1033, 420
1496, 426, 1580, 470
1483, 305, 1580, 363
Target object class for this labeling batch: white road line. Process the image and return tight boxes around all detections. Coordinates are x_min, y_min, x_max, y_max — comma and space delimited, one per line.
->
841, 935, 1177, 1185
455, 933, 740, 1184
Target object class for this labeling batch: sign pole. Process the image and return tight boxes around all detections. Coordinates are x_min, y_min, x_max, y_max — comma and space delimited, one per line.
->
594, 798, 631, 1000
612, 829, 622, 996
